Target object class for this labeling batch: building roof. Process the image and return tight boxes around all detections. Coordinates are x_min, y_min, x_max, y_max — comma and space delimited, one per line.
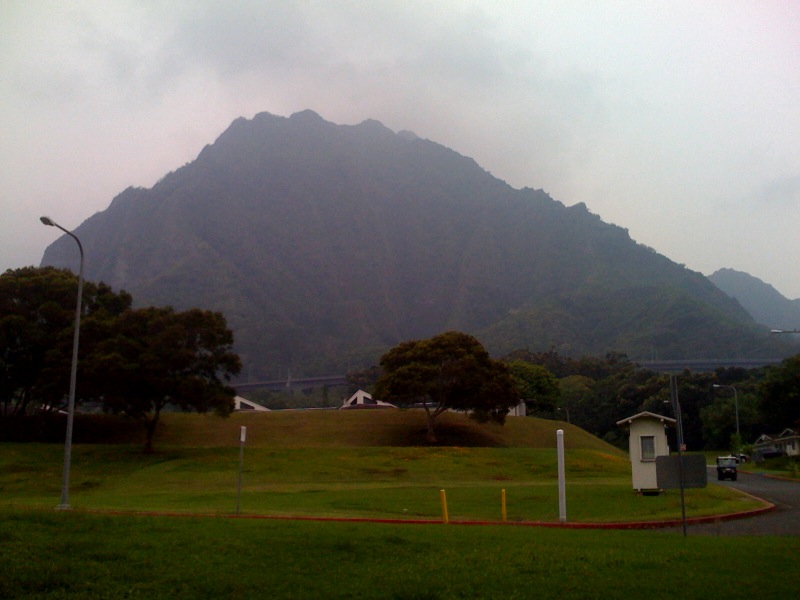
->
233, 395, 271, 412
340, 389, 396, 409
616, 411, 676, 427
754, 429, 798, 445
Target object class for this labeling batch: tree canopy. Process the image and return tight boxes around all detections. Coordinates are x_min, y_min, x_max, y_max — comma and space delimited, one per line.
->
1, 267, 241, 451
505, 361, 559, 414
85, 306, 241, 452
0, 266, 132, 417
374, 331, 519, 443
759, 355, 800, 431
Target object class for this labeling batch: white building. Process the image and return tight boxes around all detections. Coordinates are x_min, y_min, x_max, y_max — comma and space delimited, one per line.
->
339, 390, 396, 409
233, 396, 271, 412
617, 411, 675, 493
753, 428, 799, 459
507, 401, 527, 417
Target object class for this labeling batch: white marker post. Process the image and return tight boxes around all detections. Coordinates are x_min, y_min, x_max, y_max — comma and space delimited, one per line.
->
557, 429, 567, 523
236, 426, 246, 515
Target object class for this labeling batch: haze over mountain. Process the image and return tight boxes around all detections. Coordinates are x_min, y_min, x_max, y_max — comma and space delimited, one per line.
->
709, 268, 800, 331
41, 111, 796, 379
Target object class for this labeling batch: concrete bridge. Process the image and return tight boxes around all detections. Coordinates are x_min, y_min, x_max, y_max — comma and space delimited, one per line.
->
233, 358, 785, 392
634, 358, 783, 372
234, 374, 348, 392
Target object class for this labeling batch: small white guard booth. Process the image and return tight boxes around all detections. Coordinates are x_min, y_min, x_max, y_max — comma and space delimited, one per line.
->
616, 411, 676, 493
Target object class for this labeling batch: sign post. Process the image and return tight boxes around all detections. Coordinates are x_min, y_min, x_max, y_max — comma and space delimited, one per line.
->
236, 426, 246, 515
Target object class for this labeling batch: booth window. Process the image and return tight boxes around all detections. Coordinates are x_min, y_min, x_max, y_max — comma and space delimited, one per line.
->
640, 435, 656, 461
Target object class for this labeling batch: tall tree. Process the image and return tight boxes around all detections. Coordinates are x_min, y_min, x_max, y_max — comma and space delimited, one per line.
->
759, 355, 800, 431
0, 267, 131, 417
505, 360, 560, 415
374, 331, 518, 443
86, 307, 241, 452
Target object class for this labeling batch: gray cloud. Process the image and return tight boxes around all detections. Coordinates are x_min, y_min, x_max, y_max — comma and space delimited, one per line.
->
2, 0, 799, 298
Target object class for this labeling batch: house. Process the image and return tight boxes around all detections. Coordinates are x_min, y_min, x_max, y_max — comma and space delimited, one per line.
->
233, 396, 271, 412
339, 390, 396, 409
616, 411, 676, 493
753, 428, 799, 460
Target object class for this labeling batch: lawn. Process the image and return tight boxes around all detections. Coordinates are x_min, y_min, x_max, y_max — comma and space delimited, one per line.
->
0, 412, 790, 599
1, 509, 797, 600
0, 412, 764, 523
1, 443, 759, 523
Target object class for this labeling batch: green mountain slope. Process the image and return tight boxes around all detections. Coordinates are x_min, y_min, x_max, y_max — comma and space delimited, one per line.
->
709, 268, 800, 330
41, 111, 795, 377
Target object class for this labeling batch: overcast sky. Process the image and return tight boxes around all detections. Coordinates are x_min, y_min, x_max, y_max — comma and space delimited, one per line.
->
3, 1, 799, 298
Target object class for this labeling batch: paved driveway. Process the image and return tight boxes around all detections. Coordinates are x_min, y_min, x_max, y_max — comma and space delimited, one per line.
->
671, 468, 800, 536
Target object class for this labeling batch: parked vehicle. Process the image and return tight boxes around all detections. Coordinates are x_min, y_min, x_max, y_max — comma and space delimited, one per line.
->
716, 456, 738, 481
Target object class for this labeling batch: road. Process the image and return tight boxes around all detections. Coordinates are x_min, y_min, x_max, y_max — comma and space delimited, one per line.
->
671, 468, 800, 536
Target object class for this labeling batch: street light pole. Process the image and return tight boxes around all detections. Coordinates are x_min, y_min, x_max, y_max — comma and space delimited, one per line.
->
40, 216, 84, 510
713, 384, 740, 454
667, 374, 687, 537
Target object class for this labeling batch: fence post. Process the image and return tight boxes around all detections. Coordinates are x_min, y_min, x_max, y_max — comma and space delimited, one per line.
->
440, 489, 449, 524
557, 429, 567, 523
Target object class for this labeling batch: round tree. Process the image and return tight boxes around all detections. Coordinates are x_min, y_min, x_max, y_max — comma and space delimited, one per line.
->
374, 331, 519, 443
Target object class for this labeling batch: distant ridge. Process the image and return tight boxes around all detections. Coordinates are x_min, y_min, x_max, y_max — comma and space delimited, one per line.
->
41, 111, 798, 378
708, 268, 800, 330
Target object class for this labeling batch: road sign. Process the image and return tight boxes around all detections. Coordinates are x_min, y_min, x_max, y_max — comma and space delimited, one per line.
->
656, 455, 708, 489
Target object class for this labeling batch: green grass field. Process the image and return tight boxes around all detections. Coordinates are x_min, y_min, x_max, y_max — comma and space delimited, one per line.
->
1, 412, 762, 523
1, 509, 798, 600
1, 443, 755, 522
48, 409, 629, 449
1, 411, 794, 598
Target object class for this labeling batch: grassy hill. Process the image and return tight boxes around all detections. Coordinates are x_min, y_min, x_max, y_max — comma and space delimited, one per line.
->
62, 410, 625, 453
3, 410, 763, 524
0, 397, 788, 599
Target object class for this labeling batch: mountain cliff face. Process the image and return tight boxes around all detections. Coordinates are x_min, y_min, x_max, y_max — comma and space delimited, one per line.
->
709, 268, 800, 330
41, 110, 793, 378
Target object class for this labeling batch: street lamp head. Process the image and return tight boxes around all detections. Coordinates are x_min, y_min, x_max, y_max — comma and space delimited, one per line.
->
40, 216, 56, 226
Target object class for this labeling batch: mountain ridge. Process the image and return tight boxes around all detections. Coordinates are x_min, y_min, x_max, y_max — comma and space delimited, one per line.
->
708, 268, 800, 330
41, 110, 796, 377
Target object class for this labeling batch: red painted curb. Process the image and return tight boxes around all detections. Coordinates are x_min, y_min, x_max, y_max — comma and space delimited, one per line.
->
79, 502, 776, 530
760, 473, 800, 482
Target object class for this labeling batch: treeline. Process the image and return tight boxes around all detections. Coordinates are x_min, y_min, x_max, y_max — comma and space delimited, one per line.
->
5, 267, 798, 453
0, 267, 241, 451
502, 348, 799, 451
348, 346, 799, 452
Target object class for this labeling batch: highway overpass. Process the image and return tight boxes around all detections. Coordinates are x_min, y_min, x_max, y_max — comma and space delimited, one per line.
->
634, 358, 783, 372
233, 358, 785, 392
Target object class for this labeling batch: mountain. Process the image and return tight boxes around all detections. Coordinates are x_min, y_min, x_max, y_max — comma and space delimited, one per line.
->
40, 110, 797, 378
708, 268, 800, 330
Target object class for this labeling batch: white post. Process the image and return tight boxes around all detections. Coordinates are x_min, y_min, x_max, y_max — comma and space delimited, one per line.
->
557, 429, 567, 523
236, 426, 246, 515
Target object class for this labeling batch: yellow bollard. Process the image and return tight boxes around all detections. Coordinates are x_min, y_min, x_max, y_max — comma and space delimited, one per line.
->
440, 489, 449, 524
501, 488, 507, 522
